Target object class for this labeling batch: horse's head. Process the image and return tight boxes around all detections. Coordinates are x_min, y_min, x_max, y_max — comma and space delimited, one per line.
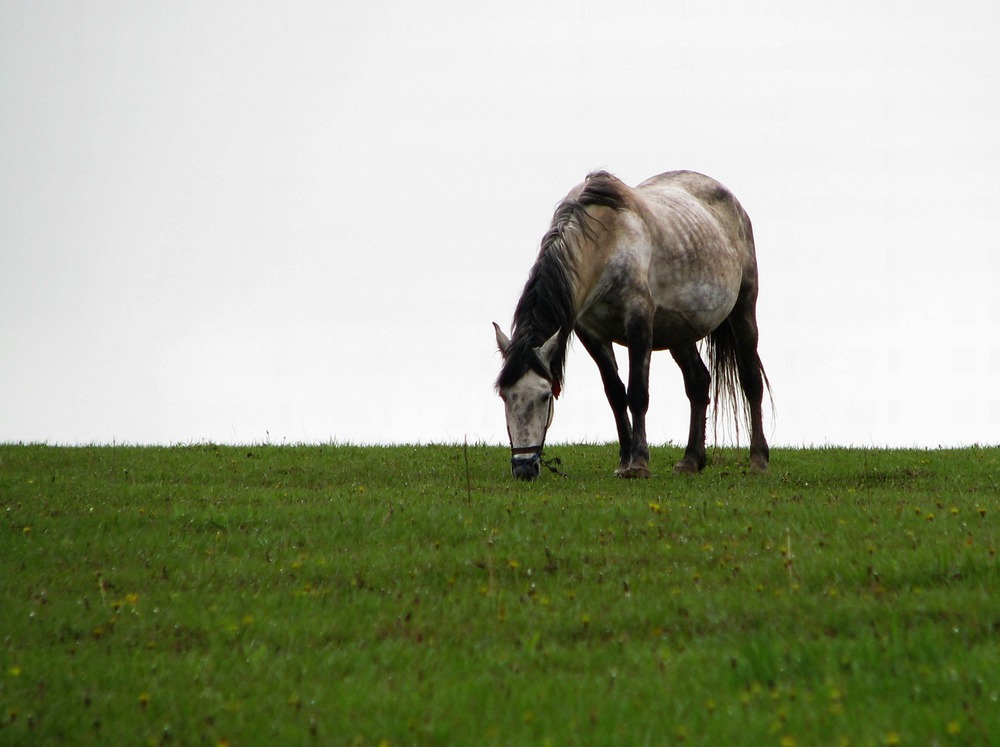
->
493, 323, 560, 481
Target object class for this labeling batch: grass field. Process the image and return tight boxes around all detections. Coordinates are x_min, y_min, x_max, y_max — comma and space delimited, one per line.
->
1, 443, 998, 746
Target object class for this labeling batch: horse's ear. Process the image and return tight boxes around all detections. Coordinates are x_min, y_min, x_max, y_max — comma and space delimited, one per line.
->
536, 330, 562, 396
535, 329, 560, 371
493, 322, 511, 355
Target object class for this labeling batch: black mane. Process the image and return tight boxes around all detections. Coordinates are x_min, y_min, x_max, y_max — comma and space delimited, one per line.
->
496, 171, 628, 391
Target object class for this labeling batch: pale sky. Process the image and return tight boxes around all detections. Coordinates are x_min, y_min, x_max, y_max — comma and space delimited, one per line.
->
2, 1, 998, 448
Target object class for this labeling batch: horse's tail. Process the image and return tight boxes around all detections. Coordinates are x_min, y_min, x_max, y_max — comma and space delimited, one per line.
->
705, 320, 771, 444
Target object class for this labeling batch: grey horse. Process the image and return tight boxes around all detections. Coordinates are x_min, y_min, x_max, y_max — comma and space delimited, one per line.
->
494, 170, 770, 480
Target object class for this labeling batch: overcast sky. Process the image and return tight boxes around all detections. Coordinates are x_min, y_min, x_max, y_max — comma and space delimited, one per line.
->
2, 1, 998, 449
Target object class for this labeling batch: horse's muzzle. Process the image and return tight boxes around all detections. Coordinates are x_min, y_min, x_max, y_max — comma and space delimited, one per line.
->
511, 452, 542, 481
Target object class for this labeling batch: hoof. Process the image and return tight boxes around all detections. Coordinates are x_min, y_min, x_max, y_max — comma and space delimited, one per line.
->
616, 465, 651, 479
672, 459, 702, 475
750, 454, 770, 474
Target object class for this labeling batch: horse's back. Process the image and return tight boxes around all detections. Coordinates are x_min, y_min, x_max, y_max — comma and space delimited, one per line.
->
635, 170, 757, 278
636, 170, 728, 199
637, 171, 752, 237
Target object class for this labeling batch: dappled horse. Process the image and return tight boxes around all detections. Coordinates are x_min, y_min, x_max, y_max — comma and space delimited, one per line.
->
494, 170, 770, 480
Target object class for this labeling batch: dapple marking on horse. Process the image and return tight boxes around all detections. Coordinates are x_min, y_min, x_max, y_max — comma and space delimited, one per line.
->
494, 170, 771, 480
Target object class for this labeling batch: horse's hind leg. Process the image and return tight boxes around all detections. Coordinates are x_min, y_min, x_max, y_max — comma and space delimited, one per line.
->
729, 291, 770, 473
670, 344, 710, 474
578, 330, 633, 475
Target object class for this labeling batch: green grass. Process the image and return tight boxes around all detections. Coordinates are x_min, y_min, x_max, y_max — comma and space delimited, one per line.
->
1, 443, 998, 746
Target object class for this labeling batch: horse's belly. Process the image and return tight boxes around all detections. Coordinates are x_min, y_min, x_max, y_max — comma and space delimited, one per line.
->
576, 284, 735, 350
649, 302, 733, 349
647, 252, 741, 347
653, 277, 737, 346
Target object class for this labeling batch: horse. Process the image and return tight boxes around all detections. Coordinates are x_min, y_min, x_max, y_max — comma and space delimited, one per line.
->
493, 170, 770, 481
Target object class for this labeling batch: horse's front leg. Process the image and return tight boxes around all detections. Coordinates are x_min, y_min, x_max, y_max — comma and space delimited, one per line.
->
622, 314, 653, 478
578, 330, 633, 475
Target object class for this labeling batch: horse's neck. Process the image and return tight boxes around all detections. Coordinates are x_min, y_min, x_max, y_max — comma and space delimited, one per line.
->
518, 209, 619, 344
565, 231, 614, 319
